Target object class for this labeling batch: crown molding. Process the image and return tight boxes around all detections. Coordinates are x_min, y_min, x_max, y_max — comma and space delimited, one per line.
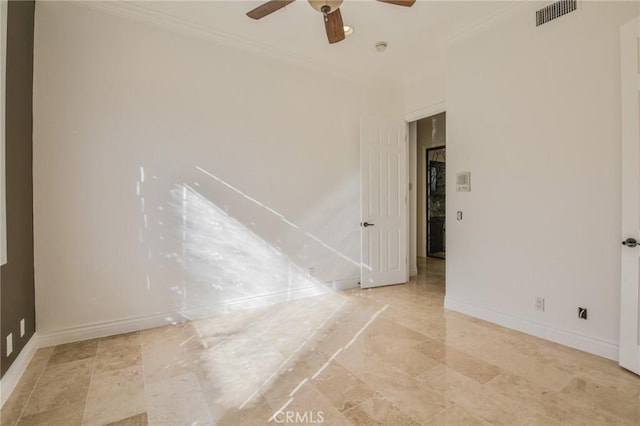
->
71, 1, 376, 88
65, 1, 539, 97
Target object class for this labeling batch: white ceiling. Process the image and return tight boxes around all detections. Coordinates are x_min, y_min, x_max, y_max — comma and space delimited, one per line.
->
123, 0, 522, 87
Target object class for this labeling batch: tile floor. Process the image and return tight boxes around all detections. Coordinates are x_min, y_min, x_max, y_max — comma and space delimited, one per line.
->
1, 258, 639, 425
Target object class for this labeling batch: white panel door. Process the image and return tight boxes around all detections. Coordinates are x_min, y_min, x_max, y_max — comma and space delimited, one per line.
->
360, 118, 407, 288
620, 16, 640, 375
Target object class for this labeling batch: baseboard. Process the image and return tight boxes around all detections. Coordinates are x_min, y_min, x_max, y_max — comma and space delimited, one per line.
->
37, 312, 182, 348
0, 334, 40, 408
444, 296, 619, 361
409, 267, 418, 277
328, 277, 360, 291
38, 278, 359, 348
2, 278, 358, 406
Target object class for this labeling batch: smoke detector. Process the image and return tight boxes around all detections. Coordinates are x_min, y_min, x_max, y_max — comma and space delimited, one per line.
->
375, 41, 388, 52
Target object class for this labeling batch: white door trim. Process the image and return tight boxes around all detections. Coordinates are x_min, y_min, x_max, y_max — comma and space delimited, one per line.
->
405, 101, 446, 123
619, 15, 640, 375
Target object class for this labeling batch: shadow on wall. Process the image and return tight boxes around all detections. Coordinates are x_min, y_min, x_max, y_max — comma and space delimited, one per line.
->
134, 165, 361, 321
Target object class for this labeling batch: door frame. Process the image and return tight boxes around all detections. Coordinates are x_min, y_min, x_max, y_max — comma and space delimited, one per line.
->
619, 15, 640, 374
406, 104, 447, 270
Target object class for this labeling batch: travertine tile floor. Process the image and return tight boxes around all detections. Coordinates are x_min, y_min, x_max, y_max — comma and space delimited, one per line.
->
2, 258, 640, 425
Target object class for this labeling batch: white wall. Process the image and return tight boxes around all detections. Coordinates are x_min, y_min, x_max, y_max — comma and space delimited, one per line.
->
445, 1, 639, 359
33, 2, 378, 333
404, 72, 445, 122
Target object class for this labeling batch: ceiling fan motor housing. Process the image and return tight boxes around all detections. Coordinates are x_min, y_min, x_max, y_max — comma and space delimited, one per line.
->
308, 0, 343, 14
247, 0, 414, 45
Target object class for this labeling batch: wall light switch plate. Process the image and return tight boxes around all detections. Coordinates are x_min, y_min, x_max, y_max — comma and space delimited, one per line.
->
20, 319, 25, 337
6, 333, 13, 356
456, 172, 471, 192
457, 211, 463, 221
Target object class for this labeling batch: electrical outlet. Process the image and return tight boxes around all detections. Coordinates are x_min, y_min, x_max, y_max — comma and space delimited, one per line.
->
578, 307, 588, 319
308, 267, 315, 276
6, 333, 13, 356
20, 319, 25, 337
535, 297, 545, 311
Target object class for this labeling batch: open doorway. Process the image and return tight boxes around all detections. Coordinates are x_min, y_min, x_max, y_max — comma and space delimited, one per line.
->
426, 146, 445, 259
414, 112, 446, 271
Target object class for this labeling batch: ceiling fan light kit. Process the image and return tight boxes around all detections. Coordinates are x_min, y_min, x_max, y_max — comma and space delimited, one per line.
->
246, 0, 415, 45
308, 0, 343, 14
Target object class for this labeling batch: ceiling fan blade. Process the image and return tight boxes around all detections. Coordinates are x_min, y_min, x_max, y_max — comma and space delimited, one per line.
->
377, 0, 416, 7
324, 8, 345, 44
247, 0, 296, 20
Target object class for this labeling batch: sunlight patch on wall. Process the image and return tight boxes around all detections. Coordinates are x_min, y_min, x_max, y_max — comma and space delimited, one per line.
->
196, 165, 360, 269
135, 169, 341, 319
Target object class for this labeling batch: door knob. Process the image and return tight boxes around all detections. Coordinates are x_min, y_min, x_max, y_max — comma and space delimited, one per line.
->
361, 222, 375, 227
622, 238, 638, 247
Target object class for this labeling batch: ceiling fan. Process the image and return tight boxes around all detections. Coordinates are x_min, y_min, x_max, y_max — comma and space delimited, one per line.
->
246, 0, 416, 44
